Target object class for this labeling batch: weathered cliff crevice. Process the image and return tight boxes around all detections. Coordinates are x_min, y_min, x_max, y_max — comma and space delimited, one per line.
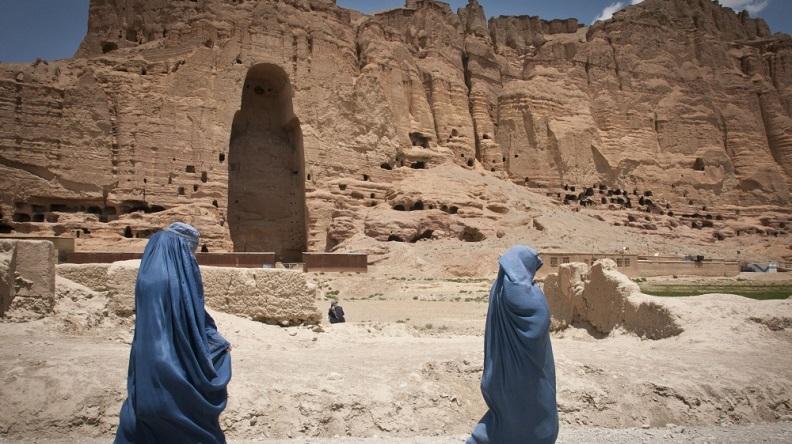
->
757, 91, 792, 177
460, 51, 480, 162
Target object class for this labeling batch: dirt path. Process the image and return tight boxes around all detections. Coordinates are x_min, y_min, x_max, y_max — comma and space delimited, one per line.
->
3, 423, 792, 443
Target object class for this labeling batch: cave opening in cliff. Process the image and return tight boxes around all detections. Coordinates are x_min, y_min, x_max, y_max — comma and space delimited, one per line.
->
228, 63, 307, 261
409, 132, 430, 148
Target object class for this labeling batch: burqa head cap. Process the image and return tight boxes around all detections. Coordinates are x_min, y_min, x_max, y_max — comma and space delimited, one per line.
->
164, 222, 200, 251
499, 245, 543, 283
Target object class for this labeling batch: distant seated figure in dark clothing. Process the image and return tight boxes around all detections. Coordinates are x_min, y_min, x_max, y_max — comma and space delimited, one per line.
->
328, 301, 346, 323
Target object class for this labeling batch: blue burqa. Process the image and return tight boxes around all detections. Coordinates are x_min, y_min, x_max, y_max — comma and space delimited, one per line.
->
467, 246, 558, 444
115, 222, 232, 444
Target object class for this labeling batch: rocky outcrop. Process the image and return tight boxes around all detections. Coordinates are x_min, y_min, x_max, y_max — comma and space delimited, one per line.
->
0, 0, 789, 256
544, 259, 683, 339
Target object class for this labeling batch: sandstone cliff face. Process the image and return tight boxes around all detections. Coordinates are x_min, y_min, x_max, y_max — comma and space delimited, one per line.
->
0, 0, 789, 257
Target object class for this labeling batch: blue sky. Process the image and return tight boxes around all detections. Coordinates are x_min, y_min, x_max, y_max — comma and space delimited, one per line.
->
0, 0, 789, 63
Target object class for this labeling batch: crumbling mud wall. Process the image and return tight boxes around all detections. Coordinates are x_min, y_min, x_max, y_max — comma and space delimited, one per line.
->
544, 259, 683, 339
0, 240, 17, 315
56, 263, 111, 292
59, 261, 320, 325
0, 239, 56, 319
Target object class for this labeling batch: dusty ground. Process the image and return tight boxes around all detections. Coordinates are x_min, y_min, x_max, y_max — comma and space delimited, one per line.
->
3, 423, 792, 443
1, 271, 791, 442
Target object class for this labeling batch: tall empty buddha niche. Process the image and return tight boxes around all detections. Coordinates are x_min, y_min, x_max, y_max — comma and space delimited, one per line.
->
228, 64, 307, 261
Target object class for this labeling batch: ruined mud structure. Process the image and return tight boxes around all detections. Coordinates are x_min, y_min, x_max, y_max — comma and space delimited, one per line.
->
0, 0, 790, 260
544, 259, 684, 339
1, 237, 320, 324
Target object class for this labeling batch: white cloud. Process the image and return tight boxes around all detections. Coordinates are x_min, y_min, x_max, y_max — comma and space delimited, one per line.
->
593, 2, 626, 24
592, 0, 645, 24
718, 0, 770, 14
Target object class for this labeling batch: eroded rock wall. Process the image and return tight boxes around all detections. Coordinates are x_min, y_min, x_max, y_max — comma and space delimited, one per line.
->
544, 259, 683, 339
0, 0, 789, 254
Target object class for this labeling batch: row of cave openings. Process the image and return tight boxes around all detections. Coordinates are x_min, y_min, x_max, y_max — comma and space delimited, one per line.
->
557, 176, 729, 221
3, 148, 227, 225
7, 200, 165, 225
558, 181, 740, 232
560, 185, 657, 208
392, 200, 459, 214
377, 130, 480, 171
0, 200, 175, 240
379, 158, 429, 171
386, 226, 486, 244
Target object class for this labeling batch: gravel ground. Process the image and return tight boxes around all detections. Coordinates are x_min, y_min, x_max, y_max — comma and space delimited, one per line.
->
3, 423, 792, 443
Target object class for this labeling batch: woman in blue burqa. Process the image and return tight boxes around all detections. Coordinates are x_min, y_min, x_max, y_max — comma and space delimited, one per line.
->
467, 245, 558, 444
115, 222, 232, 444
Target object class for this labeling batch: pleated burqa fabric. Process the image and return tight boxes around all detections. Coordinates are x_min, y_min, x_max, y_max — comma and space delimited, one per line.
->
467, 246, 558, 444
115, 223, 232, 444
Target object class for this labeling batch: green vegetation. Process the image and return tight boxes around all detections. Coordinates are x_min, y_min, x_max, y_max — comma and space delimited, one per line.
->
639, 284, 792, 301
